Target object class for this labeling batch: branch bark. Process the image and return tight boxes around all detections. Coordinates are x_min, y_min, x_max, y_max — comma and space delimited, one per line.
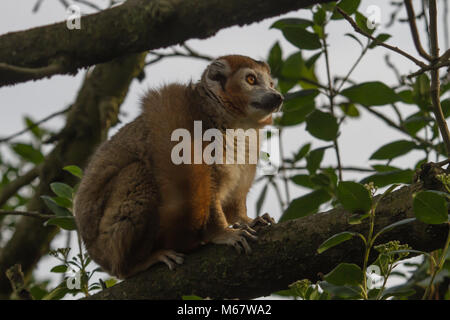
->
0, 0, 332, 87
87, 182, 449, 300
0, 52, 147, 298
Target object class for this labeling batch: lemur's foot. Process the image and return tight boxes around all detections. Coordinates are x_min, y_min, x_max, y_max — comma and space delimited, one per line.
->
210, 228, 257, 254
151, 249, 185, 270
233, 213, 276, 232
250, 213, 276, 227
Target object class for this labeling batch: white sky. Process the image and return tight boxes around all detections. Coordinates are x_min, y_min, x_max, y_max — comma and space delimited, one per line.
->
0, 0, 448, 298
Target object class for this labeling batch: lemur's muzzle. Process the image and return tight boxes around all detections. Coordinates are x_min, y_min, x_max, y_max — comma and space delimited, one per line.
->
251, 92, 283, 112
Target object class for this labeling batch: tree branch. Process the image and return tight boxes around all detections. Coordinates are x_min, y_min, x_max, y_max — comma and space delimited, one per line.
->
87, 182, 448, 300
0, 106, 70, 144
404, 0, 433, 61
0, 52, 148, 298
0, 165, 42, 208
0, 210, 55, 220
0, 0, 333, 87
5, 265, 32, 300
429, 0, 450, 157
335, 7, 427, 69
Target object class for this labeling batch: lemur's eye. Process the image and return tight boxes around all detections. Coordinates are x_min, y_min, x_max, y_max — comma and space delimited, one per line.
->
246, 74, 256, 85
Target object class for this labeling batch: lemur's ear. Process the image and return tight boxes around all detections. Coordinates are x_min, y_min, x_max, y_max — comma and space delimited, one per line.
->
206, 59, 230, 90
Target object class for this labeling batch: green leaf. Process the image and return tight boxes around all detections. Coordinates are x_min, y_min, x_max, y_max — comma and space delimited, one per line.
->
331, 0, 361, 20
271, 18, 312, 30
370, 140, 417, 160
53, 196, 73, 209
360, 170, 414, 188
305, 51, 322, 69
267, 42, 282, 76
403, 113, 431, 135
412, 74, 431, 110
306, 110, 339, 141
441, 99, 450, 118
103, 278, 117, 288
277, 26, 322, 50
30, 285, 49, 300
355, 11, 375, 35
344, 33, 364, 49
337, 181, 372, 213
50, 182, 73, 200
291, 174, 315, 189
306, 147, 327, 174
293, 143, 311, 162
371, 164, 400, 172
50, 265, 68, 273
324, 263, 364, 286
11, 143, 44, 164
41, 196, 72, 217
45, 216, 77, 231
340, 81, 399, 106
280, 189, 331, 222
375, 218, 416, 239
339, 103, 360, 117
319, 281, 362, 299
182, 295, 203, 300
413, 191, 448, 224
317, 232, 358, 254
279, 52, 318, 89
397, 90, 414, 104
313, 7, 326, 26
256, 183, 268, 216
278, 89, 318, 126
369, 33, 392, 49
63, 165, 83, 179
24, 116, 44, 139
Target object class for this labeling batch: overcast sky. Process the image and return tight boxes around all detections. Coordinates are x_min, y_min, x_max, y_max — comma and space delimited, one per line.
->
0, 0, 448, 298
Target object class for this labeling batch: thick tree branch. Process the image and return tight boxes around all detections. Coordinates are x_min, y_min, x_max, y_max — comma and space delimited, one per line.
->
0, 0, 332, 87
87, 182, 448, 300
0, 52, 147, 298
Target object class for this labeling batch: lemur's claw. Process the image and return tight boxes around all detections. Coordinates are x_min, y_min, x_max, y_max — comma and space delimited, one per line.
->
249, 213, 276, 228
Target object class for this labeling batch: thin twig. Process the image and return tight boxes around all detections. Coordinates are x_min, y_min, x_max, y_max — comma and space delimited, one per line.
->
0, 209, 55, 220
336, 40, 370, 93
73, 0, 103, 11
146, 45, 214, 66
0, 165, 42, 208
443, 0, 449, 51
32, 0, 45, 13
0, 59, 66, 82
279, 166, 375, 173
0, 106, 71, 144
278, 130, 290, 205
407, 60, 450, 78
322, 22, 343, 181
336, 7, 427, 69
404, 0, 433, 61
384, 54, 404, 85
362, 106, 436, 150
429, 0, 450, 156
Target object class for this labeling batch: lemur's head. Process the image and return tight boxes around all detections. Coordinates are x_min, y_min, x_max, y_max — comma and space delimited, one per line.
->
201, 55, 283, 127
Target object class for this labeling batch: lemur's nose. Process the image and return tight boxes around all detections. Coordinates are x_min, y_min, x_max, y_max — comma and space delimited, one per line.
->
266, 92, 283, 108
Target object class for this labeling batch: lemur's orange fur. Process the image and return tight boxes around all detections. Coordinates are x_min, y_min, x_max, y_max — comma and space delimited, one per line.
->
74, 55, 283, 279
